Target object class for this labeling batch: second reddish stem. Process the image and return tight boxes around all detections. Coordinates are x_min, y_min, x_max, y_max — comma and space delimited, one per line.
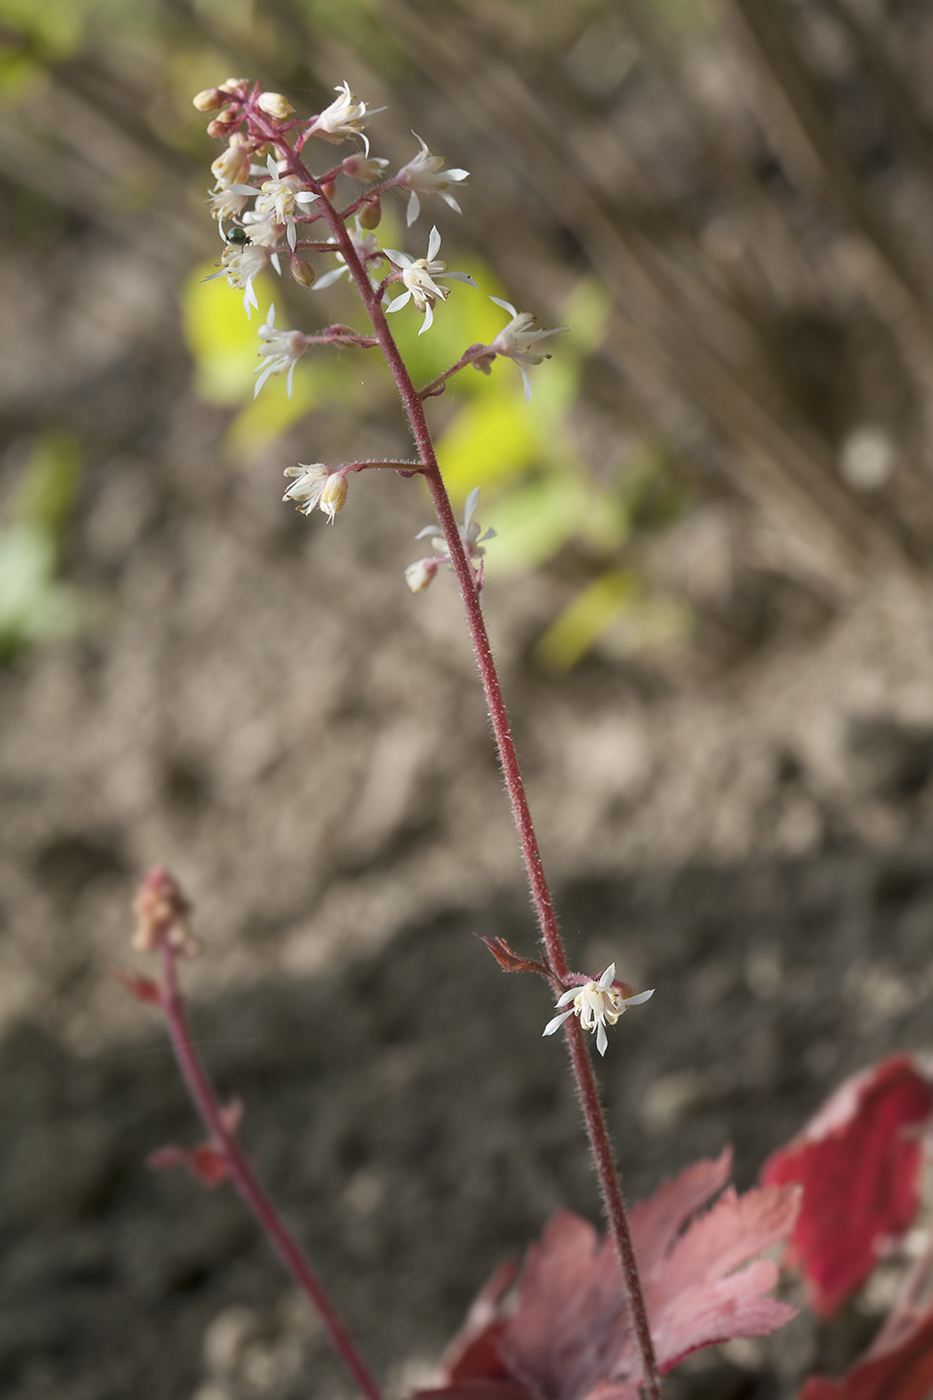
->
158, 943, 384, 1400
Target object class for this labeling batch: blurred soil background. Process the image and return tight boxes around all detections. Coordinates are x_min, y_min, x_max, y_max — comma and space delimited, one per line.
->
2, 0, 933, 1396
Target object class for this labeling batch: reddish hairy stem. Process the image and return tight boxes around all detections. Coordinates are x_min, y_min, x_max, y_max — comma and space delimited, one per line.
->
419, 346, 492, 400
254, 114, 663, 1400
158, 943, 384, 1400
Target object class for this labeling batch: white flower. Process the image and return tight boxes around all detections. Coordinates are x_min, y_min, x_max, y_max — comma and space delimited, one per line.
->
252, 155, 318, 250
255, 172, 302, 223
488, 297, 570, 403
306, 81, 384, 157
396, 133, 468, 227
383, 227, 477, 334
407, 487, 496, 591
241, 215, 285, 248
255, 304, 308, 398
542, 964, 654, 1057
209, 186, 249, 222
283, 465, 347, 522
204, 242, 272, 316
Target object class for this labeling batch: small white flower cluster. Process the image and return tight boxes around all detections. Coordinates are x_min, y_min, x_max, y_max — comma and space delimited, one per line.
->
404, 487, 496, 593
195, 78, 571, 566
543, 964, 654, 1057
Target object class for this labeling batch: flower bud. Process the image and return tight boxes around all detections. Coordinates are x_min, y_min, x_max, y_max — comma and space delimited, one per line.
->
342, 154, 389, 183
289, 254, 316, 287
320, 473, 348, 521
219, 78, 251, 95
404, 558, 439, 593
193, 87, 225, 112
358, 195, 381, 230
206, 113, 236, 139
257, 91, 296, 121
320, 179, 336, 201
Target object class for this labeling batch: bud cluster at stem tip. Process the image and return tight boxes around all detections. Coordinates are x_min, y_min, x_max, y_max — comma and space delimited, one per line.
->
132, 866, 200, 957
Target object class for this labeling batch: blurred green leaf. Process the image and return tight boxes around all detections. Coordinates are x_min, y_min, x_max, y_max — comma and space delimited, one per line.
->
437, 386, 539, 499
0, 431, 85, 662
0, 525, 83, 662
484, 474, 592, 574
0, 0, 85, 58
535, 569, 640, 671
14, 429, 81, 534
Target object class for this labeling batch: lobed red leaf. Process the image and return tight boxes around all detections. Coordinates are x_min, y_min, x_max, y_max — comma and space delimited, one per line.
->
415, 1147, 799, 1400
762, 1055, 933, 1316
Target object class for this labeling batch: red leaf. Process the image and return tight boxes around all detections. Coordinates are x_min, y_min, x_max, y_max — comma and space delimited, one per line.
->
418, 1149, 798, 1400
762, 1055, 933, 1316
441, 1261, 517, 1384
797, 1310, 933, 1400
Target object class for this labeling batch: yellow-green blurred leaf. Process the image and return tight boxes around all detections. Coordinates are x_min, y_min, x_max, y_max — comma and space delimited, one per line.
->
535, 569, 640, 671
225, 371, 318, 459
484, 474, 592, 574
559, 276, 610, 358
15, 430, 81, 536
182, 259, 276, 405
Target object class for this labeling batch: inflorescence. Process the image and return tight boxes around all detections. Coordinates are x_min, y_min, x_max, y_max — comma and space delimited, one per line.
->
194, 77, 568, 595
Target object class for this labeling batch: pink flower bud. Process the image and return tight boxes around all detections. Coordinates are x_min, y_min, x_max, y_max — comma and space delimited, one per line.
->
206, 114, 237, 139
404, 558, 439, 593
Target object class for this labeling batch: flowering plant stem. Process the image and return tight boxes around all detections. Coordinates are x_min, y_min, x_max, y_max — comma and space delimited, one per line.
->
253, 115, 663, 1400
157, 941, 384, 1400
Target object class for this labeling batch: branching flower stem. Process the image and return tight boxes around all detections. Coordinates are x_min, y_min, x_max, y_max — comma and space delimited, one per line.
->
157, 940, 384, 1400
252, 114, 663, 1400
